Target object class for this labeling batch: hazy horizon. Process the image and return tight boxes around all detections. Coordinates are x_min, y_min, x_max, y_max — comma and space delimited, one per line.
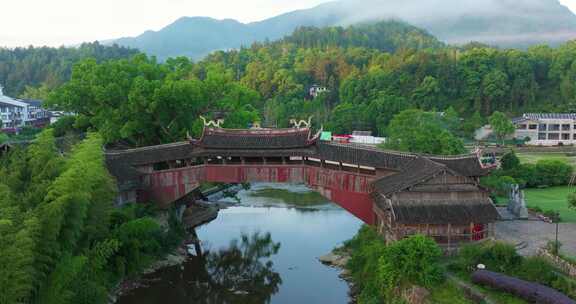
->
1, 0, 576, 48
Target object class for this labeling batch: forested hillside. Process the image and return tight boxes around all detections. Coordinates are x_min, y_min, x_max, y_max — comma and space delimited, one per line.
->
112, 0, 576, 59
46, 21, 576, 146
0, 42, 139, 97
282, 21, 443, 52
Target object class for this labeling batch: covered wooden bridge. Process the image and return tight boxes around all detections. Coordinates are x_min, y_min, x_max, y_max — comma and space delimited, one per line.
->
105, 125, 499, 247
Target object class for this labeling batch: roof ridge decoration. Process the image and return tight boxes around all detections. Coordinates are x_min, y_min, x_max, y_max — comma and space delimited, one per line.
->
192, 126, 317, 150
290, 116, 312, 129
200, 116, 224, 128
203, 127, 311, 135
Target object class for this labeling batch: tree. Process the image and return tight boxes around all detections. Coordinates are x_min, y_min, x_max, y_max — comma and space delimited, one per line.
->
462, 111, 484, 139
378, 235, 443, 298
385, 109, 466, 155
412, 76, 440, 110
489, 111, 515, 144
501, 151, 520, 171
482, 70, 509, 114
442, 106, 460, 134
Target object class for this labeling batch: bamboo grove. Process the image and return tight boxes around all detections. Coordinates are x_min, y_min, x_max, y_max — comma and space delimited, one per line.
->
0, 131, 183, 304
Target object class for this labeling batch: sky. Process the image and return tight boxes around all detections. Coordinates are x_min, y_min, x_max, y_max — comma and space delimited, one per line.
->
0, 0, 575, 47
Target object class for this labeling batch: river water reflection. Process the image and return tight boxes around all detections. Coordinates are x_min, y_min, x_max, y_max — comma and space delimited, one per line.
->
117, 183, 362, 304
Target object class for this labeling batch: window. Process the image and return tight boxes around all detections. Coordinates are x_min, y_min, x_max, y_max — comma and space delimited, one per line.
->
539, 124, 547, 131
516, 124, 527, 130
538, 133, 547, 140
562, 134, 570, 140
563, 124, 571, 131
529, 124, 537, 130
549, 124, 560, 131
548, 133, 560, 140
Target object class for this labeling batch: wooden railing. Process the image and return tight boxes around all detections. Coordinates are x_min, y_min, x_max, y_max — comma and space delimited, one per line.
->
391, 227, 492, 247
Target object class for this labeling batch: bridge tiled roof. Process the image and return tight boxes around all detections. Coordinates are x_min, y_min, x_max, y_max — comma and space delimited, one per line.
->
373, 194, 499, 225
316, 142, 416, 171
106, 142, 194, 165
372, 157, 447, 196
317, 142, 489, 177
195, 127, 315, 150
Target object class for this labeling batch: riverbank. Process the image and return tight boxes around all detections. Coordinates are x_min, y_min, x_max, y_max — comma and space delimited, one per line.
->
109, 191, 227, 302
318, 250, 357, 301
109, 245, 190, 303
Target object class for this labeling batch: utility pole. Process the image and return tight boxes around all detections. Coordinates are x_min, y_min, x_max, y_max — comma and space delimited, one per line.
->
555, 211, 560, 255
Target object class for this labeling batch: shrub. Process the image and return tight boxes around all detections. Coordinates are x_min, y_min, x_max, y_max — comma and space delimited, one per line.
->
501, 152, 520, 171
345, 226, 387, 303
481, 175, 516, 196
453, 243, 485, 272
568, 192, 576, 210
499, 159, 572, 189
552, 276, 576, 299
530, 206, 543, 213
543, 210, 561, 222
515, 256, 557, 285
453, 242, 522, 274
378, 235, 444, 292
536, 160, 573, 186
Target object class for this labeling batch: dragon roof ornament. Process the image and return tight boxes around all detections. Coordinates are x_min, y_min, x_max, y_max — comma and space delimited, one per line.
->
200, 116, 224, 128
290, 116, 313, 129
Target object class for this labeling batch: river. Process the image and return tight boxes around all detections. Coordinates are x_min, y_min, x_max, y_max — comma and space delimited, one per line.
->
117, 183, 362, 304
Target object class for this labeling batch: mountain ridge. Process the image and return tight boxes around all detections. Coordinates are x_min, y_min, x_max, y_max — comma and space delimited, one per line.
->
111, 0, 576, 60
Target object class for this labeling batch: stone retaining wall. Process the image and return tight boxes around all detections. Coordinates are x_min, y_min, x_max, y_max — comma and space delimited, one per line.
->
538, 249, 576, 278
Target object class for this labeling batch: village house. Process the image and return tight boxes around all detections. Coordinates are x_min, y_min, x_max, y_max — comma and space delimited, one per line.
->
0, 86, 51, 132
513, 113, 576, 146
309, 84, 328, 99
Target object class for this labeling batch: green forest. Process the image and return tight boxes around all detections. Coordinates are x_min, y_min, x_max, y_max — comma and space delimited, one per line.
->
0, 42, 138, 98
24, 20, 575, 150
0, 131, 183, 304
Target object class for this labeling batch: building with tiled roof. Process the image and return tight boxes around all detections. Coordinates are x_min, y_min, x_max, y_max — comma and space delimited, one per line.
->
513, 113, 576, 146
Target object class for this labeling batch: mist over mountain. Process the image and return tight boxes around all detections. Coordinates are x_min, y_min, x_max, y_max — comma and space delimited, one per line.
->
113, 0, 576, 59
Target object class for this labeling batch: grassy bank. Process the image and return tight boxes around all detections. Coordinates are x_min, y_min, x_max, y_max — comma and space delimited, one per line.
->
249, 188, 330, 206
427, 281, 475, 304
516, 152, 576, 167
524, 186, 576, 222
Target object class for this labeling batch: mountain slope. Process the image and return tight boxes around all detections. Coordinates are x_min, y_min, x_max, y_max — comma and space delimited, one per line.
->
112, 0, 576, 59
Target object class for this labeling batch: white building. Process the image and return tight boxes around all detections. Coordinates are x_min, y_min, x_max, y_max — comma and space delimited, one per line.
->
513, 113, 576, 146
350, 131, 386, 145
309, 85, 328, 99
0, 86, 50, 131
